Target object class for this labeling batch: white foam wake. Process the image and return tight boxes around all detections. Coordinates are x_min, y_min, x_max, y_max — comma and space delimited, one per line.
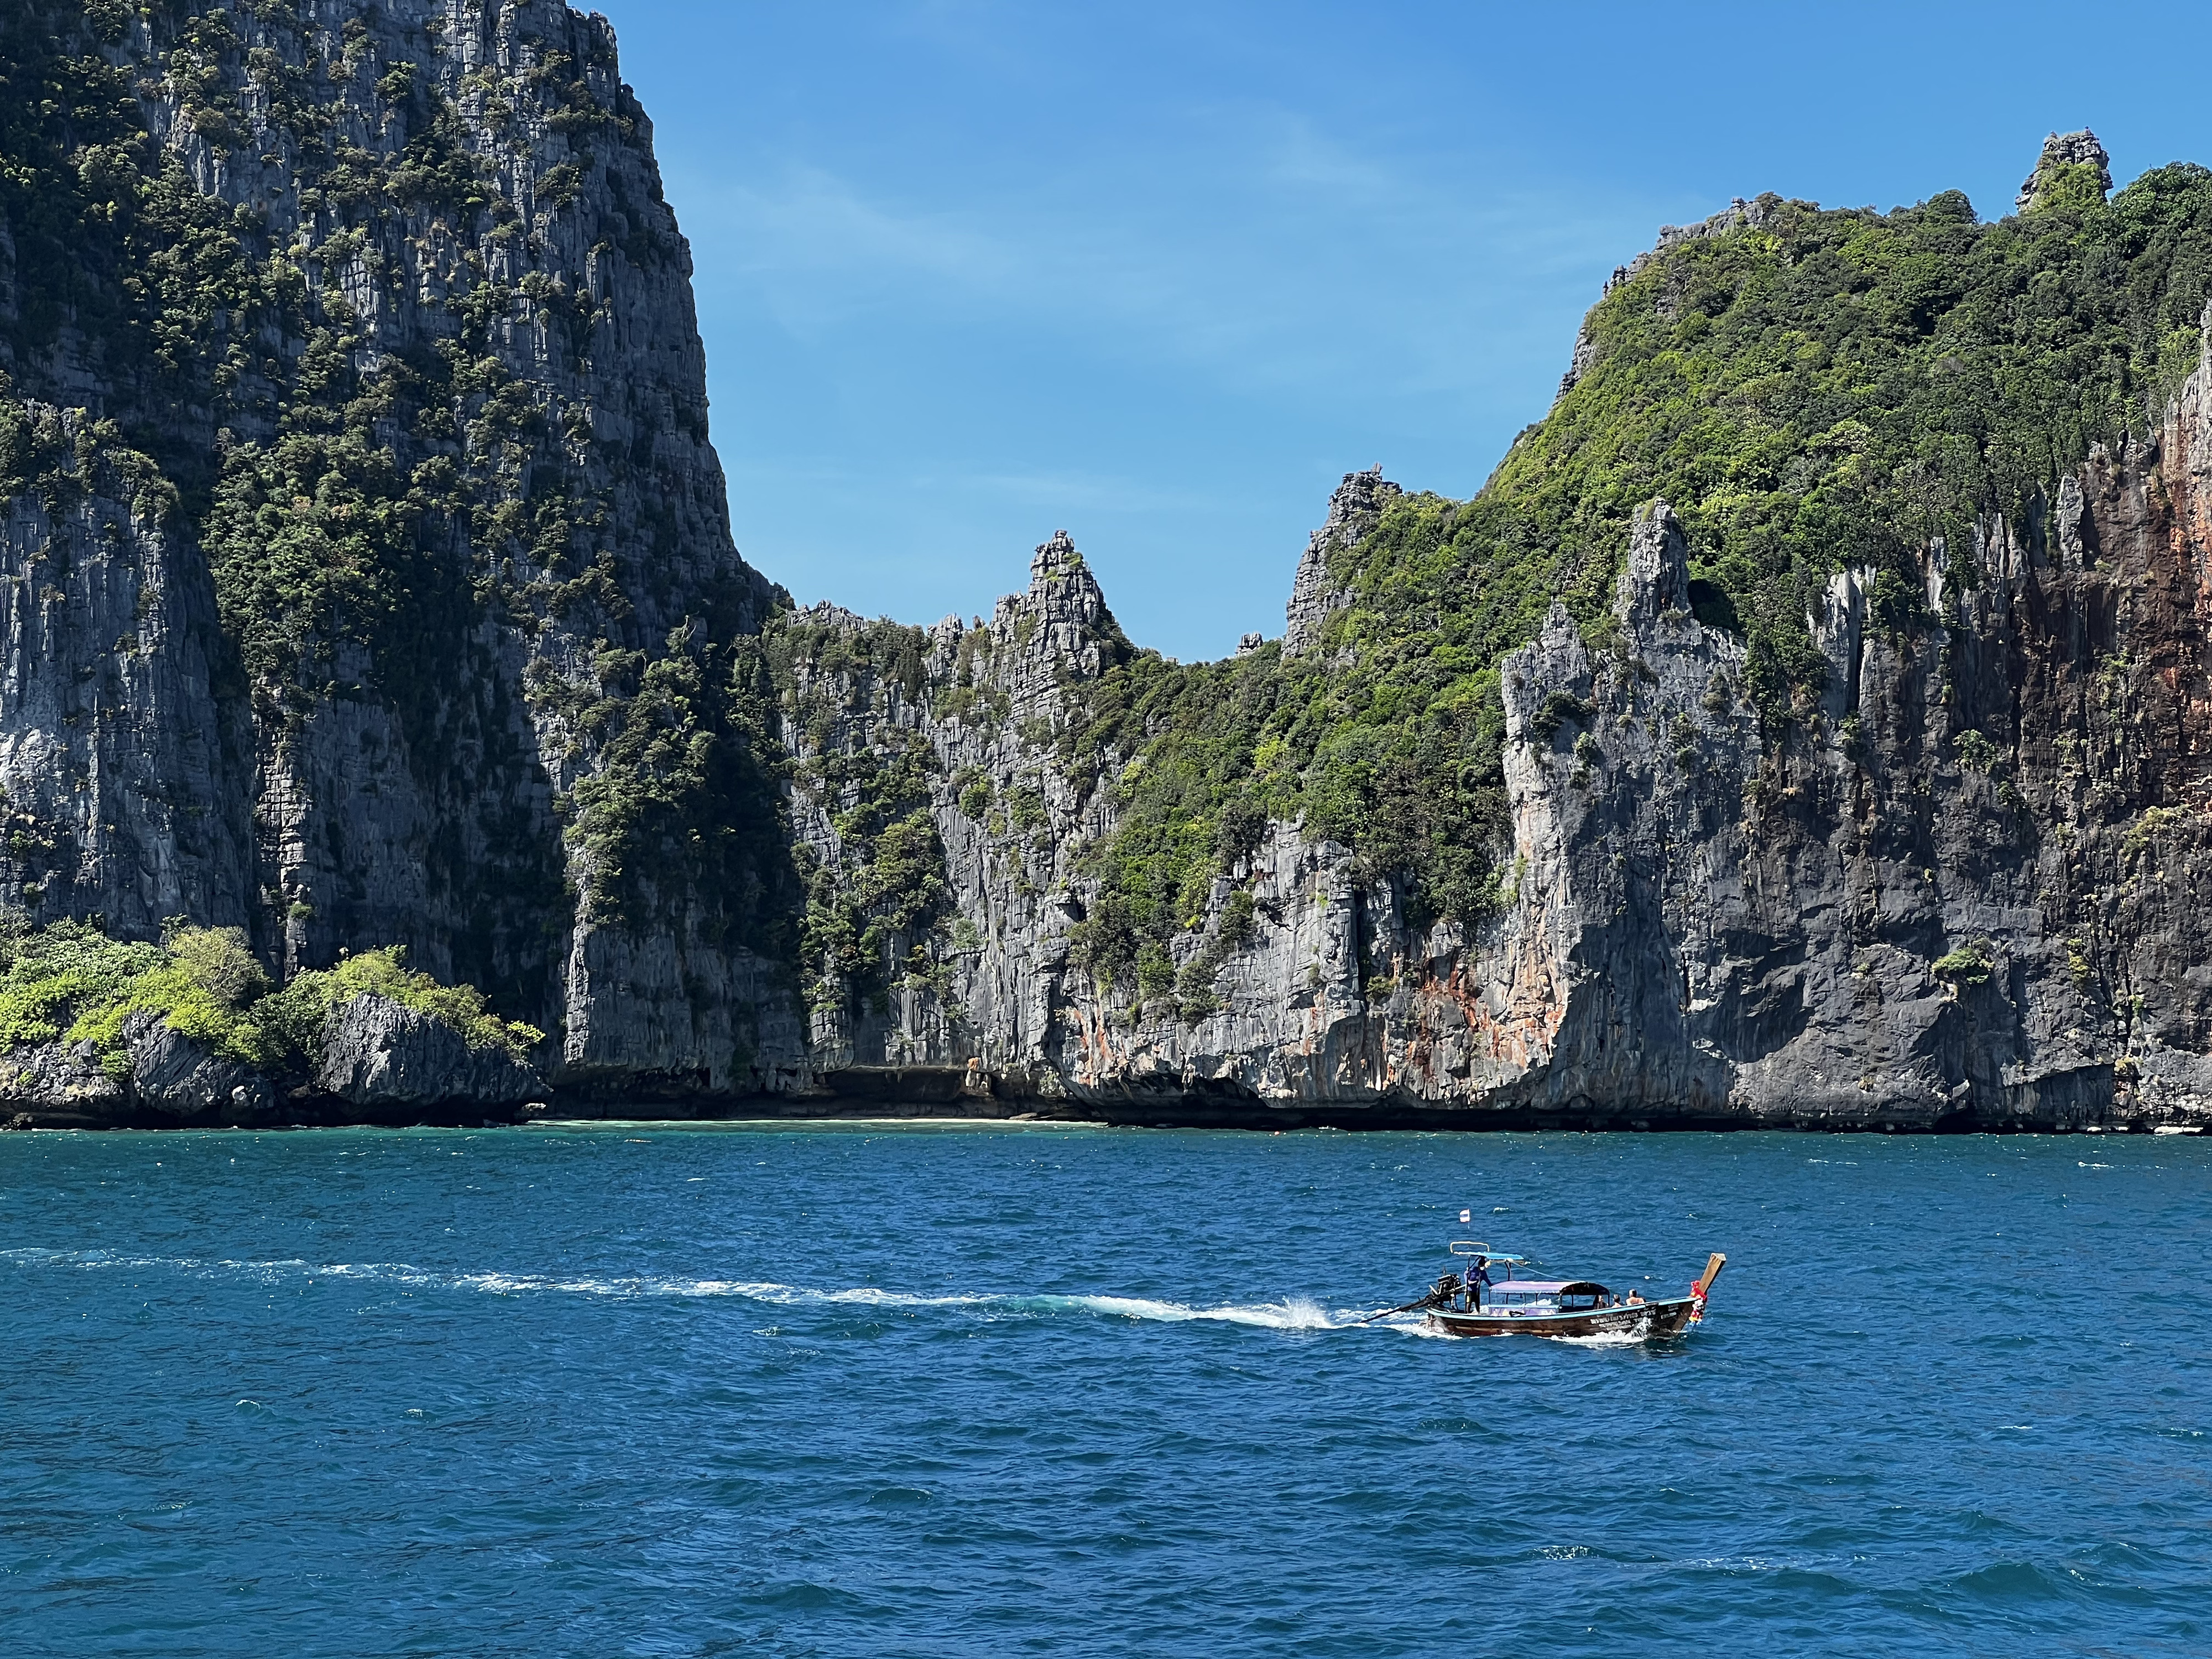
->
1049, 1293, 1340, 1330
3, 1248, 1368, 1331
1542, 1327, 1660, 1347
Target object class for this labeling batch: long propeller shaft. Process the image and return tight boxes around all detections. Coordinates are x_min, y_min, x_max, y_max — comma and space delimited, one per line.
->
1349, 1290, 1446, 1326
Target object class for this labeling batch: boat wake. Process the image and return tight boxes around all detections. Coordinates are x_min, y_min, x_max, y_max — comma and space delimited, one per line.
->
3, 1248, 1379, 1333
1044, 1293, 1341, 1330
1543, 1327, 1661, 1347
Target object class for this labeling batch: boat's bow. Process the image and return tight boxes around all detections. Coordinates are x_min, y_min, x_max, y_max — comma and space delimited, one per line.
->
1687, 1251, 1726, 1325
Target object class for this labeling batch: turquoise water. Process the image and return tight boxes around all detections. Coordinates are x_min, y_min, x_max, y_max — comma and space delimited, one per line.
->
2, 1124, 2207, 1657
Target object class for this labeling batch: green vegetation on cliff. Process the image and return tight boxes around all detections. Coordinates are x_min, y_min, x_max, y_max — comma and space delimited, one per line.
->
8, 5, 2212, 1067
1066, 150, 2212, 992
0, 919, 272, 1076
0, 1, 760, 1031
0, 2, 267, 440
0, 915, 540, 1081
765, 613, 948, 1021
556, 623, 804, 956
268, 946, 545, 1060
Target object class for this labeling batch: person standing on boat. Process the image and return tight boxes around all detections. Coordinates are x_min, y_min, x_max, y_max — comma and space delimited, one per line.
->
1468, 1253, 1492, 1312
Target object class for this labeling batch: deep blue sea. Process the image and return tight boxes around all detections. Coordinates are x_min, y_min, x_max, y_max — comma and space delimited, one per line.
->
2, 1123, 2208, 1657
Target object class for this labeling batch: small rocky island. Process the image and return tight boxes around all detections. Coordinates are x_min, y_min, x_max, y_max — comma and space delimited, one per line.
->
2, 2, 2209, 1132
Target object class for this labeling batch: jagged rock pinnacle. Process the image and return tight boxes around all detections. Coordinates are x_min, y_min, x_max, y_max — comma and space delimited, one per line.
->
2016, 129, 2111, 212
1284, 467, 1400, 656
1615, 499, 1691, 623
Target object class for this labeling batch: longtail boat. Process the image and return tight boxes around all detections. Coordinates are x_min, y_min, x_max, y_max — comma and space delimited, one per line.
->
1415, 1243, 1726, 1339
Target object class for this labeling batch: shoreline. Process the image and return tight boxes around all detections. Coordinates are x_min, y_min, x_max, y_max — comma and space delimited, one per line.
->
4, 1094, 2204, 1135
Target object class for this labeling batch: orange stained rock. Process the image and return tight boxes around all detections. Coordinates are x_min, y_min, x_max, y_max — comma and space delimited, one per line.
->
1408, 932, 1568, 1076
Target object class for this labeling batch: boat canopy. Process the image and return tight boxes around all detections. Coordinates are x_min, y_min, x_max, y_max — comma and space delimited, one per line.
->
1556, 1282, 1611, 1298
1449, 1243, 1526, 1261
1485, 1281, 1572, 1296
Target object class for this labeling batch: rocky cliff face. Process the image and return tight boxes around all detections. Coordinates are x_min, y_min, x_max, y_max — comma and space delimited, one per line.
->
0, 413, 251, 937
1283, 466, 1398, 657
2018, 129, 2113, 212
1, 0, 784, 1105
6, 13, 2210, 1131
764, 312, 2212, 1130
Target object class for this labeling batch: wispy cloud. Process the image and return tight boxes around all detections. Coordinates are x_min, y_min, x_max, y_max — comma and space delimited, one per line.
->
706, 166, 1022, 300
672, 106, 1660, 411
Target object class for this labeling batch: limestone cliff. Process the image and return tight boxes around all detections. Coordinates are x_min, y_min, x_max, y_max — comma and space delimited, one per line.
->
743, 132, 2212, 1130
6, 12, 2211, 1132
761, 351, 2212, 1130
0, 0, 786, 1110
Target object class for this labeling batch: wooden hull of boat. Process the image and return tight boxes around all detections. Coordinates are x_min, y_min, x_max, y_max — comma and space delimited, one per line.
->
1425, 1296, 1700, 1340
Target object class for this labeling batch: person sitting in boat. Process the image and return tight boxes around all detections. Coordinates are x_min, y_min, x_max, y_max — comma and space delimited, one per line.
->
1625, 1288, 1644, 1305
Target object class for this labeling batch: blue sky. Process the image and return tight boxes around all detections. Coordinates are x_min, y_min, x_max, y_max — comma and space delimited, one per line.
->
593, 1, 2208, 661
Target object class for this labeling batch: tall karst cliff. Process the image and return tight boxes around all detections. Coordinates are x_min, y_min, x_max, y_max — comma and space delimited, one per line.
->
0, 0, 796, 1104
4, 24, 2212, 1134
760, 132, 2212, 1131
